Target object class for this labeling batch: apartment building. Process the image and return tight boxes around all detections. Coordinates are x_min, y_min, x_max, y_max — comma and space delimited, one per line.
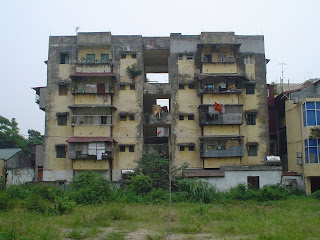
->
275, 80, 320, 194
34, 31, 280, 189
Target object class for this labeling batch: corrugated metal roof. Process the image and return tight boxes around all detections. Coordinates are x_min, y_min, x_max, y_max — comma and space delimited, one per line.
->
0, 148, 22, 160
183, 169, 225, 177
66, 137, 113, 143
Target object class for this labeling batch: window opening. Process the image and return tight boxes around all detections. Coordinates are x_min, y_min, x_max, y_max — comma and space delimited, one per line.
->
156, 99, 169, 112
186, 54, 194, 60
129, 115, 135, 121
56, 145, 66, 158
131, 54, 137, 59
86, 54, 95, 63
248, 145, 258, 156
245, 54, 255, 65
121, 54, 126, 59
101, 54, 109, 62
188, 115, 194, 120
218, 54, 226, 62
178, 54, 183, 60
247, 176, 259, 189
189, 145, 195, 151
203, 54, 212, 62
179, 146, 185, 151
130, 84, 136, 90
119, 146, 126, 152
100, 116, 107, 125
120, 114, 127, 121
247, 113, 257, 125
129, 146, 135, 152
119, 84, 126, 90
59, 85, 68, 95
146, 73, 169, 83
246, 84, 255, 94
179, 115, 184, 120
179, 84, 185, 90
303, 102, 320, 126
188, 84, 195, 89
60, 53, 69, 64
57, 115, 67, 126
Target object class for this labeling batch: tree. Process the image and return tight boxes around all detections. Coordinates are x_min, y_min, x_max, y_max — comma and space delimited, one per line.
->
0, 116, 27, 152
27, 129, 44, 145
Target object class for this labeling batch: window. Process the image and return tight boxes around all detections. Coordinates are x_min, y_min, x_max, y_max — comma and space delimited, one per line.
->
100, 116, 107, 125
247, 176, 259, 189
57, 115, 67, 126
218, 54, 226, 62
60, 53, 69, 64
179, 84, 185, 90
188, 115, 194, 120
179, 146, 185, 151
246, 113, 256, 125
131, 54, 136, 59
129, 114, 135, 121
189, 145, 195, 151
204, 54, 212, 62
179, 115, 184, 120
119, 84, 126, 90
101, 54, 109, 62
119, 145, 126, 152
178, 54, 183, 60
120, 114, 126, 121
121, 54, 126, 59
56, 145, 66, 158
188, 84, 195, 89
248, 145, 258, 156
129, 145, 135, 152
130, 84, 136, 90
245, 54, 255, 65
246, 84, 255, 94
86, 54, 95, 63
303, 102, 320, 126
305, 138, 320, 163
59, 85, 68, 95
186, 54, 194, 60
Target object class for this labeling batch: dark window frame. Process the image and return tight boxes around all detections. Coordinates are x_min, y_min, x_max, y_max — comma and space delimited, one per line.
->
57, 115, 67, 126
121, 54, 126, 59
129, 145, 135, 152
188, 115, 194, 120
189, 145, 195, 151
60, 53, 69, 64
129, 115, 135, 121
248, 144, 258, 156
247, 176, 259, 189
131, 53, 137, 59
119, 145, 126, 152
130, 84, 136, 90
179, 115, 184, 120
179, 146, 185, 151
119, 84, 126, 90
188, 84, 195, 89
56, 145, 66, 158
179, 84, 185, 90
246, 83, 255, 94
101, 54, 109, 62
246, 113, 257, 125
120, 114, 127, 121
59, 85, 68, 95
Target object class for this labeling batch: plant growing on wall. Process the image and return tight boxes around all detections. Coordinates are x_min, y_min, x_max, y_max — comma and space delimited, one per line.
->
126, 64, 142, 80
311, 127, 320, 138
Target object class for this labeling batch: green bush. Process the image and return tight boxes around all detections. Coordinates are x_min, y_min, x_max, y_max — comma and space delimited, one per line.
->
311, 190, 320, 200
126, 174, 152, 195
24, 194, 52, 213
0, 178, 5, 192
68, 171, 112, 204
256, 185, 287, 201
6, 185, 29, 200
54, 195, 75, 215
0, 192, 12, 211
26, 184, 63, 202
145, 188, 169, 203
177, 178, 216, 203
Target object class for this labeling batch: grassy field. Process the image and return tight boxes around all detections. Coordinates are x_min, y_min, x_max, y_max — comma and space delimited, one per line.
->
0, 197, 320, 240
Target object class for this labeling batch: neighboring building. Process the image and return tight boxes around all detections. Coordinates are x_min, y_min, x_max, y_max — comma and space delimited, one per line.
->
0, 148, 34, 186
276, 80, 320, 194
34, 31, 279, 189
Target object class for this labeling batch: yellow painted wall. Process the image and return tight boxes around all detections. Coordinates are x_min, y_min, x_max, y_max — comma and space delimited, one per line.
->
118, 146, 138, 170
75, 64, 111, 73
203, 94, 239, 105
74, 94, 111, 105
74, 126, 111, 137
203, 125, 240, 136
202, 63, 237, 74
178, 58, 196, 76
120, 57, 138, 83
245, 65, 255, 80
73, 159, 110, 170
176, 147, 201, 168
78, 47, 110, 61
58, 65, 75, 79
204, 157, 240, 168
177, 88, 200, 112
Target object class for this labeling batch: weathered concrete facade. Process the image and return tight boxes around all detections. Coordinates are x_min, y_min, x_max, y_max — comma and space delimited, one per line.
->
35, 31, 273, 189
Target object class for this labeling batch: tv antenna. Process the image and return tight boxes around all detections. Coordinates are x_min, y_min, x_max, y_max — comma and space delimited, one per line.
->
75, 26, 80, 35
280, 62, 287, 92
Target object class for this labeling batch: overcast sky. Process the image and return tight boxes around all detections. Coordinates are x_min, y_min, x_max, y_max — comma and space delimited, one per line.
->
1, 0, 319, 136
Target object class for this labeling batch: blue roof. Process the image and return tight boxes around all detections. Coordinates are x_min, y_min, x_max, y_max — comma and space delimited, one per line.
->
0, 148, 22, 160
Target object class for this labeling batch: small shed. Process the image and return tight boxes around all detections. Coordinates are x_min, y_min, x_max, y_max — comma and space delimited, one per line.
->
0, 148, 34, 186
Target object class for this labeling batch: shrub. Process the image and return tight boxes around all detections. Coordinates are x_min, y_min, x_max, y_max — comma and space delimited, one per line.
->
26, 184, 63, 202
24, 194, 52, 213
311, 190, 320, 200
0, 192, 12, 211
68, 171, 112, 204
256, 185, 287, 201
177, 178, 216, 203
126, 174, 153, 195
0, 178, 5, 192
146, 188, 169, 203
6, 185, 29, 200
54, 195, 75, 215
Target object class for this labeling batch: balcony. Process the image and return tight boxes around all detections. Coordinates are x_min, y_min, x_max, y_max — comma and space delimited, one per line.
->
143, 82, 171, 95
199, 105, 243, 125
144, 143, 169, 158
202, 56, 236, 64
75, 59, 112, 74
200, 135, 244, 158
143, 112, 172, 125
71, 115, 112, 126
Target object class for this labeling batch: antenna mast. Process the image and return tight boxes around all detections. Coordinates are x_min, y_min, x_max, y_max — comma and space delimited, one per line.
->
280, 62, 287, 92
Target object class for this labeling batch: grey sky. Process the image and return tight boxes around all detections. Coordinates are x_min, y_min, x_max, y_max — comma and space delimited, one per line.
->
1, 0, 319, 135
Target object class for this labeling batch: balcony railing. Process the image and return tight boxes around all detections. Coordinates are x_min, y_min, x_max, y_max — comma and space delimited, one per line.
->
75, 59, 111, 64
202, 56, 236, 63
143, 112, 172, 125
201, 146, 244, 158
199, 105, 243, 125
199, 87, 242, 94
71, 115, 112, 126
75, 150, 113, 159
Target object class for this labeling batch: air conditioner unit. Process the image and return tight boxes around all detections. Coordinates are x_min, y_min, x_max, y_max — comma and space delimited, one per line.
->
123, 46, 130, 52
